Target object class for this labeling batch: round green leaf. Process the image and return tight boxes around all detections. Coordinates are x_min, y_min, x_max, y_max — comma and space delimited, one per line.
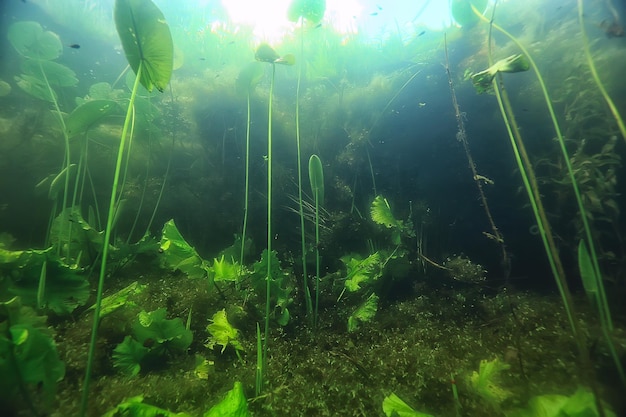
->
255, 43, 280, 63
21, 60, 78, 87
451, 0, 488, 27
66, 100, 122, 137
14, 74, 56, 102
114, 0, 174, 93
8, 21, 62, 60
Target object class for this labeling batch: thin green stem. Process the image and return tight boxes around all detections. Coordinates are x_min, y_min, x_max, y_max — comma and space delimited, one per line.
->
578, 0, 626, 143
79, 63, 143, 417
239, 92, 251, 272
262, 63, 276, 393
296, 18, 312, 319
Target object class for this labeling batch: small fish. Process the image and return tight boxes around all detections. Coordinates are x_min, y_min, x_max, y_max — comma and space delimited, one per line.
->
370, 12, 378, 16
376, 4, 382, 10
69, 44, 80, 49
417, 30, 426, 37
314, 23, 322, 29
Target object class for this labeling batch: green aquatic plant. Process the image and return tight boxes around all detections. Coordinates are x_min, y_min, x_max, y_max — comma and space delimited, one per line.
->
1, 245, 90, 315
254, 42, 294, 393
86, 280, 146, 318
577, 0, 626, 143
103, 395, 193, 417
205, 309, 243, 355
370, 195, 414, 245
341, 252, 383, 294
235, 62, 263, 272
444, 34, 508, 277
159, 219, 209, 279
471, 54, 530, 94
251, 249, 294, 327
0, 297, 65, 415
8, 21, 78, 260
112, 308, 193, 376
507, 387, 616, 417
451, 0, 488, 27
472, 2, 625, 390
308, 154, 324, 326
81, 0, 173, 415
347, 292, 378, 332
382, 392, 434, 417
469, 358, 511, 408
205, 381, 250, 417
288, 0, 327, 327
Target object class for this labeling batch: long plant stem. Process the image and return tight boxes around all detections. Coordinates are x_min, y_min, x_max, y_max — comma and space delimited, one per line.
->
296, 18, 312, 319
314, 190, 320, 327
239, 91, 252, 271
443, 33, 509, 279
474, 3, 624, 388
261, 63, 276, 393
79, 63, 143, 417
578, 0, 626, 143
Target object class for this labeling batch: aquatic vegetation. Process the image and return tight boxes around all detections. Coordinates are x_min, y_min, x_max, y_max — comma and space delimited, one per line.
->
472, 0, 625, 399
507, 387, 616, 417
254, 42, 295, 394
382, 392, 433, 417
235, 62, 263, 271
471, 54, 530, 94
451, 0, 488, 27
204, 381, 250, 417
577, 0, 626, 143
205, 309, 243, 354
103, 395, 194, 417
159, 219, 210, 279
0, 297, 65, 414
468, 358, 511, 408
112, 308, 193, 376
347, 292, 378, 332
444, 255, 487, 283
81, 0, 174, 414
308, 154, 324, 325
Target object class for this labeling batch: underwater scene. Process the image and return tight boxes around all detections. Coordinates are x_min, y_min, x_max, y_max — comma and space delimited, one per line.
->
1, 0, 626, 416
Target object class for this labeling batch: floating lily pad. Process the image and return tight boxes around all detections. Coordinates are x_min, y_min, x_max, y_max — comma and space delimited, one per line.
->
66, 99, 122, 137
8, 21, 62, 60
114, 0, 174, 92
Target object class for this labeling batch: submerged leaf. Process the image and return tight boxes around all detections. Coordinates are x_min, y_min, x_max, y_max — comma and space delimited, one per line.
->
112, 336, 149, 377
471, 54, 530, 94
66, 99, 122, 137
160, 219, 210, 279
382, 392, 434, 417
371, 195, 401, 228
8, 21, 62, 60
255, 43, 280, 63
308, 154, 324, 206
205, 309, 243, 353
21, 60, 78, 87
348, 293, 379, 332
204, 381, 250, 417
114, 0, 174, 92
103, 396, 194, 417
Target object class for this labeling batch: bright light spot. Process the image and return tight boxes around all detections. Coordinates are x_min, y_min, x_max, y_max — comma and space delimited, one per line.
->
220, 0, 362, 44
219, 0, 453, 44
